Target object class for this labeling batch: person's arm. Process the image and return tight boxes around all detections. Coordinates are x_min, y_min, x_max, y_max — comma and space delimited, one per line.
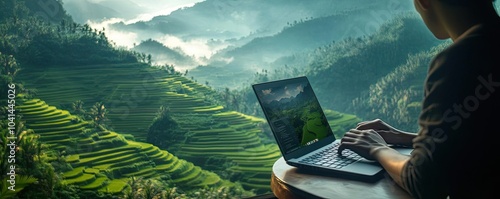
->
339, 127, 450, 199
372, 147, 410, 187
356, 119, 417, 147
376, 130, 416, 147
340, 56, 457, 199
396, 50, 468, 198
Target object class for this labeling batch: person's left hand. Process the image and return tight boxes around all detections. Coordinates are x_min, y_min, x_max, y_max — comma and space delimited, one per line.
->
338, 129, 390, 161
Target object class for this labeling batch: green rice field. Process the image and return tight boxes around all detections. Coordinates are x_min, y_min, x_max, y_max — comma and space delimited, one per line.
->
16, 63, 361, 193
17, 99, 222, 194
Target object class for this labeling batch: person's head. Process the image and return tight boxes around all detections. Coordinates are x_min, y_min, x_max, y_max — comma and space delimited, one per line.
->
413, 0, 498, 40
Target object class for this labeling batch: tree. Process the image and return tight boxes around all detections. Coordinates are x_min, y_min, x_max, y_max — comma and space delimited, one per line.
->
71, 100, 85, 115
147, 106, 185, 149
0, 119, 40, 199
16, 130, 42, 172
124, 177, 172, 199
89, 102, 108, 127
0, 175, 37, 199
0, 52, 20, 77
147, 54, 152, 65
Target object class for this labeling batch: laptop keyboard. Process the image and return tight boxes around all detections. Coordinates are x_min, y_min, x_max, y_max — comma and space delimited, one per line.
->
298, 142, 363, 169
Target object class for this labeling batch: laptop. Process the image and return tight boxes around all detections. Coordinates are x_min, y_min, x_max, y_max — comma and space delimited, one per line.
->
252, 76, 412, 181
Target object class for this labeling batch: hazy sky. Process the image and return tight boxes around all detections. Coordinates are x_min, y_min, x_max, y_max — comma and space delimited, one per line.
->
126, 0, 205, 22
83, 0, 205, 22
75, 0, 215, 65
259, 83, 306, 104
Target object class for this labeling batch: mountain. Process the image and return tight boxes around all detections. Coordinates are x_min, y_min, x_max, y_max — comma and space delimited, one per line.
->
186, 1, 415, 89
1, 0, 70, 24
110, 0, 381, 39
348, 42, 451, 131
57, 0, 416, 90
308, 14, 441, 112
230, 12, 443, 126
2, 0, 270, 196
131, 39, 197, 69
207, 3, 413, 69
108, 0, 414, 51
61, 0, 148, 23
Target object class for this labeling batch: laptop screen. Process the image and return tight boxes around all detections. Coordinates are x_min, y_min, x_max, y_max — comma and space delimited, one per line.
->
253, 76, 335, 155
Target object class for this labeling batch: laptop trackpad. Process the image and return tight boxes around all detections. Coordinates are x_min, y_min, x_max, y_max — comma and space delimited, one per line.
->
342, 160, 382, 176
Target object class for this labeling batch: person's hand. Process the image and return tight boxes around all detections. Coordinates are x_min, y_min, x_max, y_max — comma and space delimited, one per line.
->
356, 119, 414, 147
338, 129, 391, 161
356, 119, 397, 132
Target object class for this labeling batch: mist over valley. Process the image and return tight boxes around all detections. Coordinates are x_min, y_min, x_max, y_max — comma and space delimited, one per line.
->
63, 0, 415, 86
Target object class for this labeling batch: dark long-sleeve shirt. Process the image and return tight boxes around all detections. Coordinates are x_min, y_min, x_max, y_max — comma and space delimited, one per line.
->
401, 21, 500, 199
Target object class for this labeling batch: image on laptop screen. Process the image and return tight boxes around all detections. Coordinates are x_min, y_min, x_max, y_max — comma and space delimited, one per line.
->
254, 77, 334, 155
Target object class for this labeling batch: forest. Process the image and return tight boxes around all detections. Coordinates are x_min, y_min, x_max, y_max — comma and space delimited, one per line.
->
0, 0, 360, 198
2, 0, 498, 198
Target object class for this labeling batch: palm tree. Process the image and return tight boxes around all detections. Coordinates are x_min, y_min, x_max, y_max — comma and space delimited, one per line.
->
142, 179, 165, 199
0, 123, 10, 181
5, 119, 42, 172
89, 102, 108, 127
0, 119, 39, 199
147, 54, 152, 65
0, 175, 37, 199
0, 52, 20, 78
71, 100, 85, 115
124, 177, 167, 199
17, 129, 42, 172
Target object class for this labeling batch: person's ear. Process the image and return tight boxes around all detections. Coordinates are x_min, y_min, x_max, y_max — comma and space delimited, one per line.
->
415, 0, 431, 11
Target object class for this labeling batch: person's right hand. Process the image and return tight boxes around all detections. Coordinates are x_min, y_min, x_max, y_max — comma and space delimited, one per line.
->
356, 119, 414, 147
356, 119, 396, 132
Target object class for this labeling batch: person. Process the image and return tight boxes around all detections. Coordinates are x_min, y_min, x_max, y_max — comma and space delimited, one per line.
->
338, 0, 500, 198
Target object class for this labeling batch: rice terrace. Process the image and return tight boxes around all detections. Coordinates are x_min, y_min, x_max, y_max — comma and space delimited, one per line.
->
1, 0, 468, 198
4, 61, 360, 198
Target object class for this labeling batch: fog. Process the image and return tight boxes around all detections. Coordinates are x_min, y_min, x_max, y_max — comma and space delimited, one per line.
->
62, 0, 417, 87
62, 0, 207, 61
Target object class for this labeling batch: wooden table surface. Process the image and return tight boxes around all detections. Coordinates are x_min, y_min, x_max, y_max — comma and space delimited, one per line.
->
270, 157, 413, 199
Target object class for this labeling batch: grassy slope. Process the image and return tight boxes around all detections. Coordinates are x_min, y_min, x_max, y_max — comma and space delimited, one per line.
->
16, 63, 281, 192
17, 63, 214, 141
17, 63, 361, 193
349, 42, 450, 131
306, 14, 440, 112
17, 99, 221, 194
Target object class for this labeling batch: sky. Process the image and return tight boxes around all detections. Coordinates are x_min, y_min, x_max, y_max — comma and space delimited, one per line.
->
119, 0, 204, 23
78, 0, 204, 23
88, 0, 203, 12
259, 83, 306, 104
68, 0, 215, 67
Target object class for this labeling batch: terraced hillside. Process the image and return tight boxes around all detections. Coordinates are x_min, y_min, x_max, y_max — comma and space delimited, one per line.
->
170, 110, 279, 192
17, 63, 215, 142
147, 93, 360, 193
17, 99, 222, 194
17, 63, 361, 193
171, 109, 359, 192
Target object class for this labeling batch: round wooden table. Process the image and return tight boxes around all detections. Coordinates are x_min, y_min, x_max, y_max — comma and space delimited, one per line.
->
270, 157, 413, 199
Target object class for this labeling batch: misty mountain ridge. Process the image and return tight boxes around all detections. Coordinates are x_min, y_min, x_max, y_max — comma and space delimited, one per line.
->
105, 0, 413, 60
266, 83, 315, 111
278, 96, 294, 104
209, 3, 414, 70
190, 8, 419, 89
132, 39, 197, 69
112, 0, 386, 39
62, 0, 149, 23
227, 13, 442, 128
60, 0, 415, 87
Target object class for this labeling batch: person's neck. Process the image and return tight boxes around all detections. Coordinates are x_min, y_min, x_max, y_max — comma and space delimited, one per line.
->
439, 3, 500, 41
